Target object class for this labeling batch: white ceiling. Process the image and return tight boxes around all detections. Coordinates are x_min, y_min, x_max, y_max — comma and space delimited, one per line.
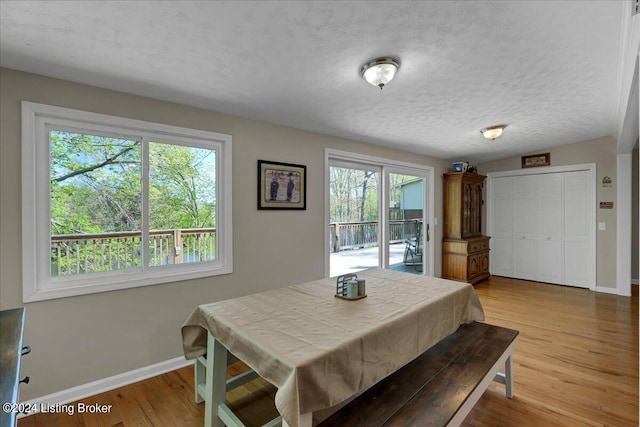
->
0, 1, 628, 163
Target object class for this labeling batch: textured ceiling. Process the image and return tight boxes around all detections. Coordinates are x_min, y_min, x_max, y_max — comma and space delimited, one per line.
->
0, 1, 627, 163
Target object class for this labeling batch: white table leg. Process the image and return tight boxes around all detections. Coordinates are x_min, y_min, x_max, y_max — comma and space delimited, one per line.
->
282, 412, 312, 427
505, 352, 514, 399
194, 357, 205, 403
205, 332, 228, 427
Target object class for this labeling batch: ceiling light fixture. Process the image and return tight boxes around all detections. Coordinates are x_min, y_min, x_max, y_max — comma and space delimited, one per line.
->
481, 125, 507, 140
361, 57, 400, 89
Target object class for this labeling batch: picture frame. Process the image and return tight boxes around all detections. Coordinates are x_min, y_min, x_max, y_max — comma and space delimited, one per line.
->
521, 152, 550, 168
257, 160, 307, 210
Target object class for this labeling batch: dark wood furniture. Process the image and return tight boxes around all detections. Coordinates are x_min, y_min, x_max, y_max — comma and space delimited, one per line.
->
0, 308, 29, 427
318, 322, 518, 427
442, 172, 490, 284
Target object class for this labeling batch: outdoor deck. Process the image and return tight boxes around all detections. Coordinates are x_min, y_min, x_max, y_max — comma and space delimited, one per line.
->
330, 242, 422, 277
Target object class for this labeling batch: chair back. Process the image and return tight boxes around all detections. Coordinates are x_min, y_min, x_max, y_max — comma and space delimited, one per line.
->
415, 221, 422, 253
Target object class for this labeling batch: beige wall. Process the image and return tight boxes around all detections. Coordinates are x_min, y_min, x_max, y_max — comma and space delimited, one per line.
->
0, 68, 451, 400
478, 136, 618, 288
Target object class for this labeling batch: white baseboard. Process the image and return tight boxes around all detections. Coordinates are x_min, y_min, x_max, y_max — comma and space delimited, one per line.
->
18, 356, 193, 418
632, 279, 639, 285
595, 286, 621, 295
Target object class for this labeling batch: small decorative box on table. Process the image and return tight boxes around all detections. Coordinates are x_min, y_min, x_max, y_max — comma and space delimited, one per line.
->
335, 274, 367, 300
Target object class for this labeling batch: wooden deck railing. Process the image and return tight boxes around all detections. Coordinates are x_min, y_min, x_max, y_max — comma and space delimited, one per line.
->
329, 220, 420, 253
51, 228, 216, 276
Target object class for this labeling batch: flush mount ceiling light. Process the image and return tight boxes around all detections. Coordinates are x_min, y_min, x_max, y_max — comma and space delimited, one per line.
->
361, 57, 400, 89
481, 125, 507, 140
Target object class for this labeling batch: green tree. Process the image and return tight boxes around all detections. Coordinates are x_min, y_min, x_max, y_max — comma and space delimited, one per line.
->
149, 142, 216, 230
50, 131, 141, 235
329, 167, 378, 223
50, 132, 216, 235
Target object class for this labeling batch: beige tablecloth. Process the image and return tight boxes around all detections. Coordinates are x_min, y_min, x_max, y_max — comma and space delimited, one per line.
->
181, 269, 485, 427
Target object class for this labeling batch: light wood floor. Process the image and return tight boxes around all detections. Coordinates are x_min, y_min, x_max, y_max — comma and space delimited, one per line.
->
19, 277, 638, 427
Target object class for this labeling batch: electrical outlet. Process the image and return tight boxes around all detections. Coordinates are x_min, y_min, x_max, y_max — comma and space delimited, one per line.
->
598, 222, 606, 231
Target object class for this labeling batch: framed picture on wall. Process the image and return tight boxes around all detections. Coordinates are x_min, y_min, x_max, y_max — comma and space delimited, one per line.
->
521, 152, 551, 168
257, 160, 307, 210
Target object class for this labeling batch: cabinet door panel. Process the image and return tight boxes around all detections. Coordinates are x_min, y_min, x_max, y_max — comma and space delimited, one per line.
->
467, 254, 480, 278
462, 183, 473, 237
472, 183, 483, 235
479, 251, 489, 274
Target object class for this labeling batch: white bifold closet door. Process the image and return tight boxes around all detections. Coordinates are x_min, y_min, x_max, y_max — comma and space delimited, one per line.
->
491, 177, 514, 277
490, 170, 593, 288
533, 173, 563, 284
513, 176, 538, 281
563, 171, 592, 286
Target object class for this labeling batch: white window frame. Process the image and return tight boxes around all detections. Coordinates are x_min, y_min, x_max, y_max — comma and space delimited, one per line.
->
22, 101, 233, 302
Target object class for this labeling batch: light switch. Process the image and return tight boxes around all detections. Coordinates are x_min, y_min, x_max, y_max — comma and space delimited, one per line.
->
434, 217, 438, 226
598, 222, 606, 231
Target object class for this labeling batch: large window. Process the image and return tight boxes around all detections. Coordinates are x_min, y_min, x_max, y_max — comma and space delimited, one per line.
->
22, 102, 232, 301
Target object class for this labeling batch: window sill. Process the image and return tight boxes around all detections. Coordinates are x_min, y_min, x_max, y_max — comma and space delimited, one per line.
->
23, 264, 232, 302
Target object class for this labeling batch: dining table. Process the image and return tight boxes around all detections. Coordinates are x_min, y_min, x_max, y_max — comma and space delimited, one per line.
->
181, 268, 485, 427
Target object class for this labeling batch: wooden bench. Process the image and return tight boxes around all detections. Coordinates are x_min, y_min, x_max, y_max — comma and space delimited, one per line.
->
318, 321, 518, 427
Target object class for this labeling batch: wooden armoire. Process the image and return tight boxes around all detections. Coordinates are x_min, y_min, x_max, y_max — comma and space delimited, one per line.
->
442, 172, 490, 284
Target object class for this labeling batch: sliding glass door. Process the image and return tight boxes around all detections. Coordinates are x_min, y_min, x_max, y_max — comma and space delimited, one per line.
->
388, 172, 426, 273
329, 162, 381, 277
327, 153, 432, 278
